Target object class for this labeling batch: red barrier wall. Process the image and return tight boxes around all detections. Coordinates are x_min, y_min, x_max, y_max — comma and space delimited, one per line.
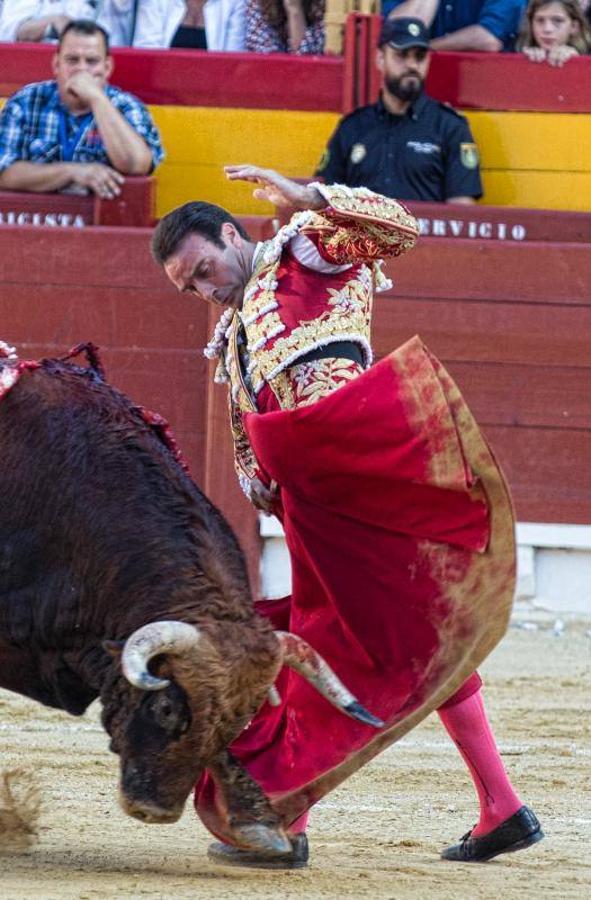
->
0, 226, 588, 583
0, 224, 261, 591
0, 177, 155, 227
377, 239, 590, 524
276, 202, 591, 243
1, 41, 591, 113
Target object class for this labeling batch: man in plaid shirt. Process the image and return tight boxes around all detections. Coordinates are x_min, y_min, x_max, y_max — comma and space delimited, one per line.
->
0, 18, 164, 199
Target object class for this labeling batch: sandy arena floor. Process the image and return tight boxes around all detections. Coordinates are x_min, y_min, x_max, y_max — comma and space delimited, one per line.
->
1, 619, 590, 900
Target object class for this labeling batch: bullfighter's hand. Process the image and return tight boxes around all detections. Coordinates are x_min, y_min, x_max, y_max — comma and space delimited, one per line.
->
225, 165, 325, 210
249, 477, 279, 515
70, 162, 124, 199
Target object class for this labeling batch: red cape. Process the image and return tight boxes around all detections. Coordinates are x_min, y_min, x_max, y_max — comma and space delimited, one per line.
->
195, 336, 515, 840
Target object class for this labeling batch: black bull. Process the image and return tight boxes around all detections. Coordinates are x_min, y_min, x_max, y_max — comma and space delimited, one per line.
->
0, 346, 380, 856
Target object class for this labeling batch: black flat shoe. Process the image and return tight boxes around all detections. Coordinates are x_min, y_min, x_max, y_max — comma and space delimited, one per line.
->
207, 832, 309, 869
441, 805, 544, 862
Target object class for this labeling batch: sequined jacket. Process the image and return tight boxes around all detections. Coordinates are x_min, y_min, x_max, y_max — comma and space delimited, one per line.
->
209, 183, 419, 490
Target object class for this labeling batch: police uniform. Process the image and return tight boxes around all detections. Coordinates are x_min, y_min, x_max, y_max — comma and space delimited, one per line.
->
316, 93, 482, 202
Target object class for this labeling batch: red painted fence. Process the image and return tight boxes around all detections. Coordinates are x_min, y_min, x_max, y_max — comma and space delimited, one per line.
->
1, 37, 591, 113
0, 177, 155, 227
0, 224, 588, 591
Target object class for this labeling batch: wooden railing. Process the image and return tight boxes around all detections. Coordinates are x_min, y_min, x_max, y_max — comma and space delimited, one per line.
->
274, 200, 591, 243
2, 37, 591, 113
0, 176, 156, 228
325, 0, 379, 55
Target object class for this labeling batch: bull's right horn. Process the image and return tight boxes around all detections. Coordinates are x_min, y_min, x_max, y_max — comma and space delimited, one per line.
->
275, 632, 384, 728
122, 620, 201, 691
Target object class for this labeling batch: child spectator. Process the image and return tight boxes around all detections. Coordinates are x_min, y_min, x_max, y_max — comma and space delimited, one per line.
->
517, 0, 591, 65
245, 0, 324, 53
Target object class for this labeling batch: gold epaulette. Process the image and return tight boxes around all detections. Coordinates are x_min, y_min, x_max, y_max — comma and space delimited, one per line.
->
311, 183, 419, 241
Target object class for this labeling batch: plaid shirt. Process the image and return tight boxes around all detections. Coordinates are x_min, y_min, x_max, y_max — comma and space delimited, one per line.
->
0, 81, 164, 173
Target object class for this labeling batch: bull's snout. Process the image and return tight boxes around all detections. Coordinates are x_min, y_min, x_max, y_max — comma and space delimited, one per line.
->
120, 763, 184, 824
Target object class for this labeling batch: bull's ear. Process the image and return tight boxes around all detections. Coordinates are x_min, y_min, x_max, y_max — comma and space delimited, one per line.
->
103, 639, 124, 658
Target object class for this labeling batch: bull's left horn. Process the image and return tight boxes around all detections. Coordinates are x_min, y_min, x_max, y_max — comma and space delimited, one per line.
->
122, 621, 201, 691
275, 632, 384, 728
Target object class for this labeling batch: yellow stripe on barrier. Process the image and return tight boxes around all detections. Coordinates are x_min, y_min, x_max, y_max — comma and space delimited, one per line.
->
1, 97, 589, 212
150, 105, 591, 215
466, 111, 591, 172
481, 171, 591, 211
149, 106, 337, 217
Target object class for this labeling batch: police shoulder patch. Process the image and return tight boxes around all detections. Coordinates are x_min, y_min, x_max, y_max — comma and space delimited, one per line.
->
350, 143, 367, 165
460, 142, 479, 169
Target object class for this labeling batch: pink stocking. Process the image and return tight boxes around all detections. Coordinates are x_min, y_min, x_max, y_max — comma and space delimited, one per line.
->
289, 812, 309, 834
437, 689, 522, 837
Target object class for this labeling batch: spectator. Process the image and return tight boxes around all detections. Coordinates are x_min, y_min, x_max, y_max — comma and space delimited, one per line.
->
0, 19, 163, 198
315, 17, 482, 203
517, 0, 591, 64
0, 0, 95, 41
133, 0, 247, 50
384, 0, 526, 51
245, 0, 324, 53
0, 0, 132, 44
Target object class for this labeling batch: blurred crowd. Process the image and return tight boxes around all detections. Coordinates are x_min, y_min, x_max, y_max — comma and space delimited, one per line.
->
0, 0, 589, 59
0, 3, 588, 208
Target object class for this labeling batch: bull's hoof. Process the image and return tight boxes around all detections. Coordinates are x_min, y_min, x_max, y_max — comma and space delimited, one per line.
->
441, 806, 544, 863
207, 832, 309, 869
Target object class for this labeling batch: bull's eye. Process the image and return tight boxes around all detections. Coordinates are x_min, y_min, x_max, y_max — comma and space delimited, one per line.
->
151, 692, 188, 733
145, 682, 191, 739
158, 699, 173, 718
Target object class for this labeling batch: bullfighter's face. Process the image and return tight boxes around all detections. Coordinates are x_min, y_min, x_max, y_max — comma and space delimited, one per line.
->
164, 224, 253, 311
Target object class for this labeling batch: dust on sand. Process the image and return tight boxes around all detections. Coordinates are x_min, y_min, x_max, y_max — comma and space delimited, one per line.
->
0, 769, 40, 852
0, 620, 589, 900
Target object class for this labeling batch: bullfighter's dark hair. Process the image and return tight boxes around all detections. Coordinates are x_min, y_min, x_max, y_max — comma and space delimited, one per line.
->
151, 202, 252, 265
59, 19, 111, 54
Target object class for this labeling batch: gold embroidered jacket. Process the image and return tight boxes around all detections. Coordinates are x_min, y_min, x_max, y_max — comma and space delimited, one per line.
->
213, 184, 419, 488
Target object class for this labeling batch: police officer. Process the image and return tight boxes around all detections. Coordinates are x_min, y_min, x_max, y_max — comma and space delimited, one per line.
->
316, 17, 482, 204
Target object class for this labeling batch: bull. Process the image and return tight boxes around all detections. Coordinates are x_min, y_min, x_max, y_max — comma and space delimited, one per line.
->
0, 342, 380, 855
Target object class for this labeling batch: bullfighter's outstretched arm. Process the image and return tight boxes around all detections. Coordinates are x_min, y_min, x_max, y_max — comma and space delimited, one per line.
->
224, 164, 419, 265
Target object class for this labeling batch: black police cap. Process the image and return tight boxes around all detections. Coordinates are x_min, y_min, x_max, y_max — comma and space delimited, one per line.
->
379, 17, 430, 50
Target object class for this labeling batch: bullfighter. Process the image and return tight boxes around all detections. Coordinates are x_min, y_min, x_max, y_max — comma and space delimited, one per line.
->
151, 166, 544, 867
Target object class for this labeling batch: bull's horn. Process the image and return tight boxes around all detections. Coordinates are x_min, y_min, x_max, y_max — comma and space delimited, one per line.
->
122, 620, 201, 691
275, 632, 384, 728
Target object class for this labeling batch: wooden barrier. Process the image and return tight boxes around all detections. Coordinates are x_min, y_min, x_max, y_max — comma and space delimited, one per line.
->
275, 201, 591, 243
342, 13, 591, 114
342, 10, 382, 114
0, 224, 588, 539
375, 238, 590, 525
0, 44, 343, 113
2, 39, 591, 114
411, 202, 591, 242
1, 43, 591, 213
0, 223, 260, 592
0, 176, 155, 228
